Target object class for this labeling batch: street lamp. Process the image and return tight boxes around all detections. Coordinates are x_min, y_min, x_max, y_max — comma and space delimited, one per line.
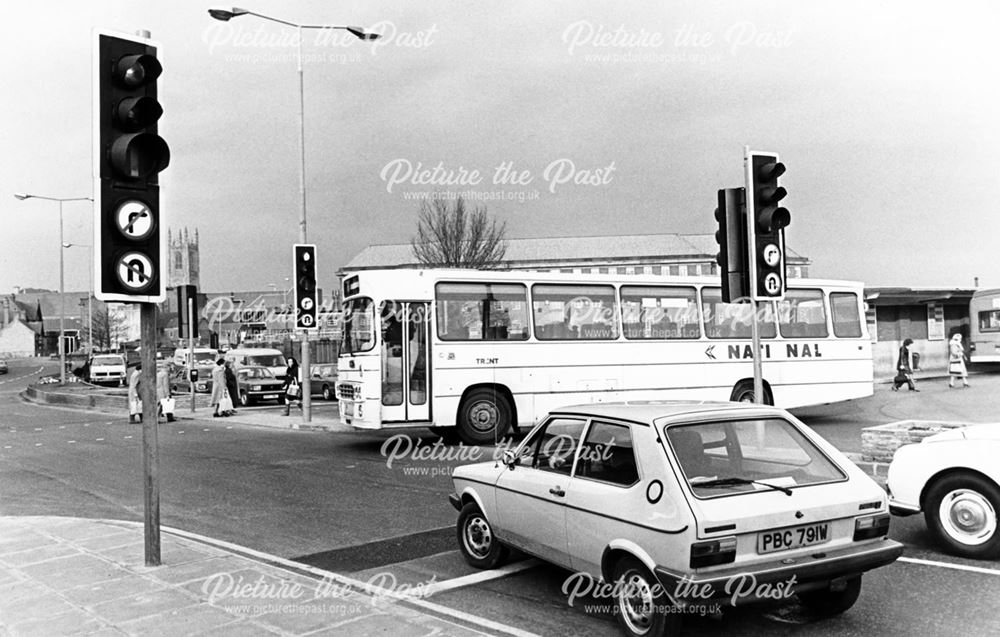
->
208, 6, 380, 422
63, 243, 93, 356
13, 193, 93, 383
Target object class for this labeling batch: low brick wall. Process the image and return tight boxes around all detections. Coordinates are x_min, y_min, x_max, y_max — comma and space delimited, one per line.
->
22, 384, 127, 412
861, 420, 967, 462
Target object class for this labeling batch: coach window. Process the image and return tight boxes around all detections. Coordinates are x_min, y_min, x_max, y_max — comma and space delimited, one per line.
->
778, 289, 829, 338
532, 284, 619, 340
435, 283, 529, 341
830, 292, 863, 338
702, 288, 776, 339
620, 286, 700, 339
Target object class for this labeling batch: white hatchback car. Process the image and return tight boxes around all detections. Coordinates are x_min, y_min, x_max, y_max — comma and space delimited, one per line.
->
450, 401, 902, 636
887, 423, 1000, 560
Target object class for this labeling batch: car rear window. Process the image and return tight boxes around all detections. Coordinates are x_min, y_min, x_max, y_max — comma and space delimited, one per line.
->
664, 418, 846, 499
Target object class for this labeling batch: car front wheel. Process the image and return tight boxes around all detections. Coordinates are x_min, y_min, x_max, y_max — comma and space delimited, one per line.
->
456, 502, 509, 569
612, 557, 680, 637
798, 575, 862, 617
924, 472, 1000, 559
322, 384, 333, 401
239, 391, 251, 407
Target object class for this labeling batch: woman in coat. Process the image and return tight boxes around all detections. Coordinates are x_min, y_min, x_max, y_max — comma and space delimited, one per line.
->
948, 333, 970, 388
891, 338, 918, 392
224, 360, 240, 415
127, 363, 142, 422
282, 356, 300, 416
210, 358, 227, 417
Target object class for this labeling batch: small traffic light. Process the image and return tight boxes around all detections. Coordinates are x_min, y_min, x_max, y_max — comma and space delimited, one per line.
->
177, 285, 198, 339
745, 151, 790, 300
93, 30, 170, 303
293, 244, 318, 330
714, 187, 749, 303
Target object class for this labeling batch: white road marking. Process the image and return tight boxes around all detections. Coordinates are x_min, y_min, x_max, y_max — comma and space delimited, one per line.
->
124, 436, 133, 439
34, 443, 42, 447
899, 556, 1000, 576
67, 440, 76, 444
162, 525, 542, 637
421, 560, 541, 596
3, 445, 11, 449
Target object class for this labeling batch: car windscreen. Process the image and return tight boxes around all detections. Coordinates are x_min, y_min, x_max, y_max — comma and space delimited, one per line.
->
241, 368, 274, 379
664, 418, 846, 499
92, 356, 124, 366
194, 353, 217, 364
247, 354, 286, 367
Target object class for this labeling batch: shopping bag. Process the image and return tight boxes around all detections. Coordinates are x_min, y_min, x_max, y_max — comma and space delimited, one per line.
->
948, 361, 963, 374
219, 390, 234, 413
286, 381, 301, 399
130, 397, 142, 416
159, 397, 176, 415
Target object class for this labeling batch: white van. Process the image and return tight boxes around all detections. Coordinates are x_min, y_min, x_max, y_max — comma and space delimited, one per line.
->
172, 347, 219, 368
224, 348, 288, 380
88, 354, 127, 386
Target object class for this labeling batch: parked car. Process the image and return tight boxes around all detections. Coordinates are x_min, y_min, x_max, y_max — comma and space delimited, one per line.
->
887, 423, 1000, 559
0, 359, 7, 375
450, 401, 902, 636
87, 354, 127, 386
171, 362, 215, 394
311, 363, 338, 401
235, 366, 286, 406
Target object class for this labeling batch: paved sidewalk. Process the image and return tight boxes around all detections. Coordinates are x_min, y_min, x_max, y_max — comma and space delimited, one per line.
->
0, 517, 504, 637
174, 406, 349, 433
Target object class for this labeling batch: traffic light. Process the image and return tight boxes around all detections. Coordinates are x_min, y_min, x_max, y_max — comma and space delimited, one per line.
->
714, 187, 749, 303
745, 151, 790, 300
177, 285, 198, 339
93, 30, 170, 303
293, 244, 318, 330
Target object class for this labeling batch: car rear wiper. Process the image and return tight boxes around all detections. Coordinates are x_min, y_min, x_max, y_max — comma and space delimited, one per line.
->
689, 476, 793, 496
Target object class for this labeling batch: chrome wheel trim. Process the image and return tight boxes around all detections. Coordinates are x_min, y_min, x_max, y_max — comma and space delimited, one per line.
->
468, 401, 500, 433
939, 488, 997, 546
463, 514, 493, 558
617, 571, 655, 635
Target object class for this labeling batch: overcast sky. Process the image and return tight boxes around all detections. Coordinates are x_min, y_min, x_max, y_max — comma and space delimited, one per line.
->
1, 0, 998, 297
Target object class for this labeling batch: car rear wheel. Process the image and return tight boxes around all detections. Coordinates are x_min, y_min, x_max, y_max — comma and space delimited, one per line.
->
798, 575, 862, 617
612, 557, 680, 637
924, 472, 1000, 559
456, 503, 509, 569
457, 389, 512, 445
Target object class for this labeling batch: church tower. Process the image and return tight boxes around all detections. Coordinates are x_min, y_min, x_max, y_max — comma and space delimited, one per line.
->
167, 228, 201, 288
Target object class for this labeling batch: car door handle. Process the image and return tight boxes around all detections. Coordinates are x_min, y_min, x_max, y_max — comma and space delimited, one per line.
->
549, 487, 565, 497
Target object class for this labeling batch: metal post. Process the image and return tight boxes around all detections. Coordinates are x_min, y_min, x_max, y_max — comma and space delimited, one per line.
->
297, 24, 312, 423
751, 301, 764, 403
140, 302, 160, 566
87, 245, 93, 355
188, 298, 195, 413
58, 201, 66, 383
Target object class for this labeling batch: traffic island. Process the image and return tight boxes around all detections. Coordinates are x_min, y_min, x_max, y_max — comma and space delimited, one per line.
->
860, 420, 968, 463
21, 381, 127, 412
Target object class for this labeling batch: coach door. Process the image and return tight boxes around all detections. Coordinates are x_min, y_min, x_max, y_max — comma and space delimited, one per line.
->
380, 301, 430, 422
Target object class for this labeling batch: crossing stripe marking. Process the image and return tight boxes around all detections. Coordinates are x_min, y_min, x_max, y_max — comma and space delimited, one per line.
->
899, 556, 1000, 576
421, 559, 541, 596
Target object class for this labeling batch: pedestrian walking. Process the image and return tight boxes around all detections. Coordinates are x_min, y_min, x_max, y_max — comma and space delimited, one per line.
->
282, 356, 301, 416
892, 338, 918, 392
127, 363, 142, 422
224, 360, 239, 415
210, 358, 227, 417
156, 362, 175, 422
948, 333, 970, 388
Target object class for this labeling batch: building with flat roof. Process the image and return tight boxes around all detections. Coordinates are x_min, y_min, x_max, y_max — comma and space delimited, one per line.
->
342, 233, 811, 279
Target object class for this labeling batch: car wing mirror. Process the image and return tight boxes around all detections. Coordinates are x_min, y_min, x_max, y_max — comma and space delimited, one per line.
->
501, 449, 519, 469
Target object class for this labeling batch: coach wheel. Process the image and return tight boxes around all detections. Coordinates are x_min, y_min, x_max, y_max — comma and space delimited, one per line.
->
730, 380, 773, 406
457, 389, 512, 445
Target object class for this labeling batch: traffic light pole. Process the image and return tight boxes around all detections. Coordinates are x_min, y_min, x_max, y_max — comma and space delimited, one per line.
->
188, 298, 195, 413
296, 25, 312, 424
140, 302, 160, 566
751, 301, 764, 404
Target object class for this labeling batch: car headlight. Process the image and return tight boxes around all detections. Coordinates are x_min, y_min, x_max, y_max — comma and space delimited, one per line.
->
252, 385, 262, 391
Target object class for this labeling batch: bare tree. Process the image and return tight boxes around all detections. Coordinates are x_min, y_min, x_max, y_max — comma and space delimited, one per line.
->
411, 195, 508, 268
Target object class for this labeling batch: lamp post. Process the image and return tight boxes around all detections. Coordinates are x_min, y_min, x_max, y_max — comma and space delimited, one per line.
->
208, 7, 380, 422
13, 193, 93, 383
63, 243, 93, 355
